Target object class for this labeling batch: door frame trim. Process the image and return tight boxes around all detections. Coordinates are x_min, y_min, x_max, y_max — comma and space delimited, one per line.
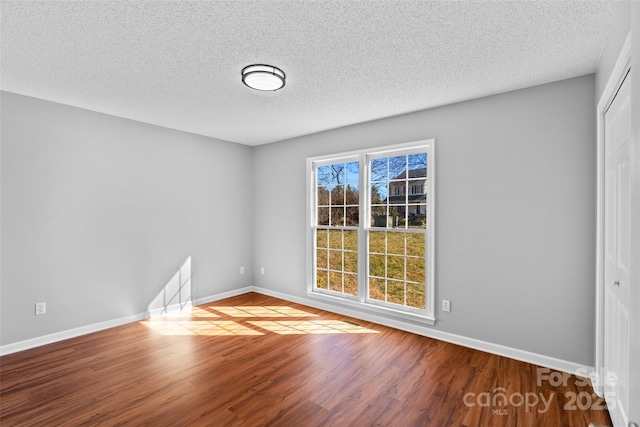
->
595, 32, 631, 398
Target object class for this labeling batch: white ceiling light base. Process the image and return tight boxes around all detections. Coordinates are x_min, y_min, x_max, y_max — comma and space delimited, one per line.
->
242, 64, 286, 92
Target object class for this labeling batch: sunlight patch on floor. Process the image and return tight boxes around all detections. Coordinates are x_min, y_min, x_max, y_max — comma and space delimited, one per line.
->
190, 307, 222, 318
248, 320, 380, 335
143, 304, 377, 336
143, 320, 263, 336
212, 306, 319, 318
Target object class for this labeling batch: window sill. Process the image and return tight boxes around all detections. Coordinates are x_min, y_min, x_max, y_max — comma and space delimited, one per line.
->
306, 291, 436, 326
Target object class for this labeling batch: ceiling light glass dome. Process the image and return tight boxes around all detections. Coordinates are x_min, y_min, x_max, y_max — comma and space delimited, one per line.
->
242, 64, 286, 91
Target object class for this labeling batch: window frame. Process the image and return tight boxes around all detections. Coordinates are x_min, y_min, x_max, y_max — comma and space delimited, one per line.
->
306, 139, 435, 324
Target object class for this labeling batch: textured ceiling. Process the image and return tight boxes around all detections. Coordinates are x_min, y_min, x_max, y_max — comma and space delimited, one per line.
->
1, 1, 618, 146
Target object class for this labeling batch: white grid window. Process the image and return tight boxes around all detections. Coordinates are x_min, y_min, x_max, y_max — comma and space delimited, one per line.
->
315, 160, 360, 296
307, 140, 435, 320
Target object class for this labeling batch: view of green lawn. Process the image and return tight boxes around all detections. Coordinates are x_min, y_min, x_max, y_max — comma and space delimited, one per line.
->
316, 229, 426, 309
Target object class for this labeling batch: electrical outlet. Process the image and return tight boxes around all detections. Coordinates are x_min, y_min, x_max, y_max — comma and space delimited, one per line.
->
442, 299, 451, 312
240, 266, 245, 275
35, 302, 46, 315
261, 267, 265, 275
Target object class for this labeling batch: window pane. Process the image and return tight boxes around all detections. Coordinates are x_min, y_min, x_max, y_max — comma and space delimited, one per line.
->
366, 151, 428, 309
344, 251, 358, 273
387, 280, 405, 305
344, 273, 358, 295
345, 206, 359, 226
317, 165, 330, 185
329, 271, 342, 292
331, 185, 345, 205
317, 207, 330, 226
369, 231, 385, 253
314, 162, 359, 299
406, 284, 425, 309
369, 254, 385, 277
344, 230, 357, 251
330, 164, 345, 184
345, 185, 359, 205
329, 250, 342, 271
389, 180, 404, 197
346, 161, 359, 184
407, 179, 426, 201
406, 257, 425, 283
317, 186, 330, 206
331, 207, 344, 226
407, 212, 426, 229
387, 255, 404, 280
406, 233, 425, 257
369, 277, 385, 301
389, 206, 405, 229
408, 153, 427, 174
372, 182, 387, 203
316, 229, 328, 248
389, 156, 407, 180
317, 270, 328, 289
370, 158, 387, 182
329, 230, 342, 249
316, 249, 328, 269
371, 205, 388, 227
386, 232, 404, 255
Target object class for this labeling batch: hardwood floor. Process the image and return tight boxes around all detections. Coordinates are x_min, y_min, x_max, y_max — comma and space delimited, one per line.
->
1, 292, 612, 426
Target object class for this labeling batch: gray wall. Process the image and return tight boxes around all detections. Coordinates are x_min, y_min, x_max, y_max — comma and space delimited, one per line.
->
253, 75, 597, 366
2, 75, 598, 366
1, 92, 254, 345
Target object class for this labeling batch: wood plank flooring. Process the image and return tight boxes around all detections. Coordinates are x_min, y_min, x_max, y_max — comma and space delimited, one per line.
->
1, 292, 612, 426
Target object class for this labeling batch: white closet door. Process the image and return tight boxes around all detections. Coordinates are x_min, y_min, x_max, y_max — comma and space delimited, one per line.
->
603, 71, 632, 427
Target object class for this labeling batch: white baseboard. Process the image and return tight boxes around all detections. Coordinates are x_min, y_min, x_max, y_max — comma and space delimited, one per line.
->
0, 312, 147, 356
193, 286, 254, 307
0, 287, 252, 356
249, 286, 594, 378
0, 285, 595, 381
148, 301, 193, 318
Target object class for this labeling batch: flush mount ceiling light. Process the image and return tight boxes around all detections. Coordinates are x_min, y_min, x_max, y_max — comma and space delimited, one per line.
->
241, 64, 286, 92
